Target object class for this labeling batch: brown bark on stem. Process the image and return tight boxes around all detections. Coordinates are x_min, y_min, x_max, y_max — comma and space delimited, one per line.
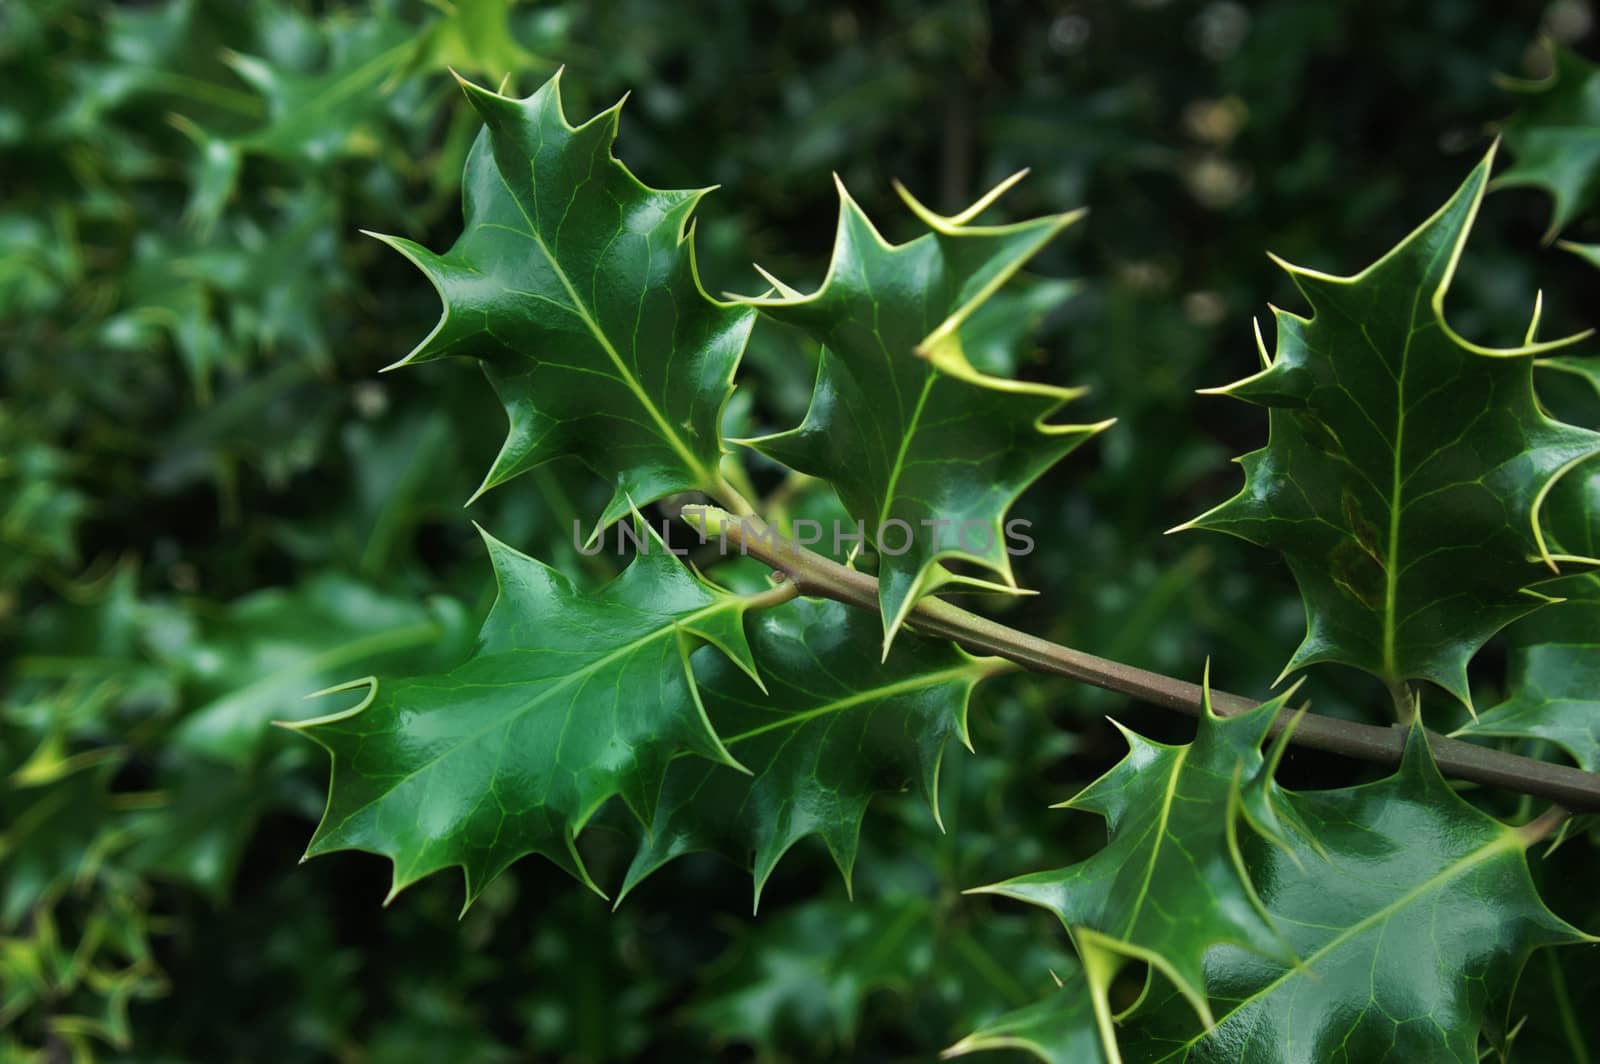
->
689, 509, 1600, 812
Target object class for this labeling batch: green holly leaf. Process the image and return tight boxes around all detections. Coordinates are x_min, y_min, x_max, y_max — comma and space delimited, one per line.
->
0, 212, 81, 322
1117, 729, 1591, 1063
102, 230, 225, 400
1500, 939, 1600, 1064
1456, 454, 1600, 770
1183, 147, 1600, 704
944, 966, 1118, 1064
1540, 352, 1600, 402
968, 687, 1301, 1032
103, 191, 345, 396
416, 0, 548, 82
1460, 591, 1600, 773
0, 891, 165, 1058
97, 574, 473, 897
373, 72, 754, 526
4, 564, 182, 749
958, 730, 1592, 1064
225, 13, 418, 167
292, 522, 778, 903
168, 572, 472, 768
740, 175, 1107, 650
1, 739, 167, 1057
39, 0, 205, 149
1495, 45, 1600, 240
959, 276, 1077, 378
688, 889, 1077, 1058
0, 408, 86, 590
686, 895, 934, 1053
618, 596, 998, 906
2, 756, 127, 927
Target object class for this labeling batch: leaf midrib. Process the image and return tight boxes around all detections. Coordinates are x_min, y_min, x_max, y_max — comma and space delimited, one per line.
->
1125, 746, 1189, 936
1166, 828, 1520, 1056
323, 594, 739, 831
877, 370, 938, 534
488, 162, 716, 488
720, 664, 978, 746
1380, 284, 1427, 680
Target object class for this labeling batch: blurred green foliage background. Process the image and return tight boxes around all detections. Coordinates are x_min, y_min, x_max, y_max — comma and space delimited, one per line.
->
3, 0, 1598, 1060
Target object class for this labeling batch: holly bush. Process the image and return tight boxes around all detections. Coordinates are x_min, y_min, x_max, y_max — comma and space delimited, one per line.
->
4, 2, 1600, 1061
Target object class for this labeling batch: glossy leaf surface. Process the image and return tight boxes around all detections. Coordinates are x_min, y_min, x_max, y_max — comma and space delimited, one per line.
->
1186, 149, 1600, 702
1458, 449, 1600, 770
620, 596, 993, 904
1122, 731, 1587, 1063
374, 72, 753, 523
963, 730, 1591, 1064
970, 691, 1298, 1031
742, 177, 1106, 649
293, 526, 768, 902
